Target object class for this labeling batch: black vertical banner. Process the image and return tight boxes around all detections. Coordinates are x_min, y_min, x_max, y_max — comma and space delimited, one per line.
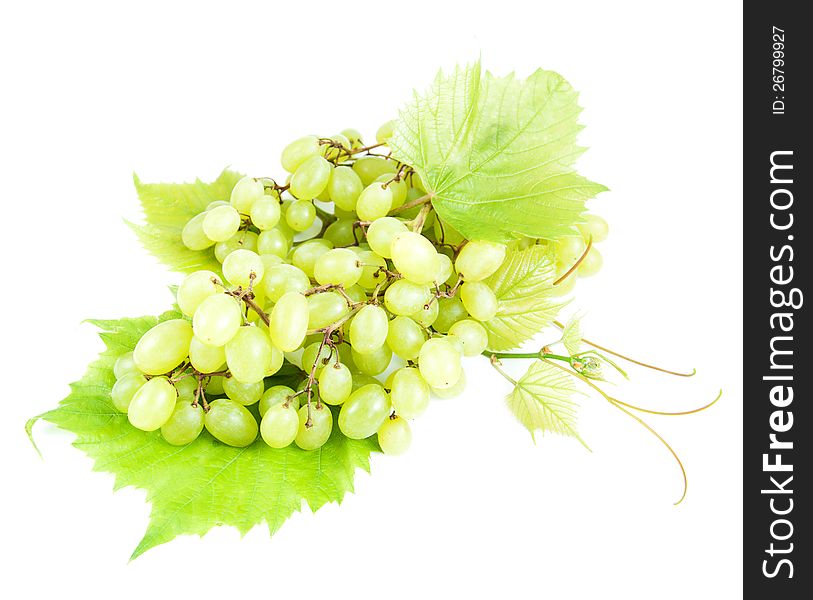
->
744, 3, 809, 598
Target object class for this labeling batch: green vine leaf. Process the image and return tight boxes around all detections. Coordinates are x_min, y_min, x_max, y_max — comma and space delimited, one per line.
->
28, 313, 378, 559
130, 169, 243, 274
390, 62, 607, 243
560, 314, 583, 356
506, 360, 586, 446
482, 245, 566, 351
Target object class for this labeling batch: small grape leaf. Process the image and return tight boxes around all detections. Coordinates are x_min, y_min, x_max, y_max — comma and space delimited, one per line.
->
560, 314, 583, 356
482, 245, 566, 351
390, 62, 607, 243
27, 312, 378, 559
506, 360, 585, 446
130, 169, 243, 274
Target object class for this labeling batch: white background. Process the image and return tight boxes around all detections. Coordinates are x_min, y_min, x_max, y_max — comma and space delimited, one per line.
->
0, 1, 743, 598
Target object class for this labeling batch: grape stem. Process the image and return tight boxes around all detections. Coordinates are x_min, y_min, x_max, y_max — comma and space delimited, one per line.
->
388, 193, 433, 215
304, 283, 363, 308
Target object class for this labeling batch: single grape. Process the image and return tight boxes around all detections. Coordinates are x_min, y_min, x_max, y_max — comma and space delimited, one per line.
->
433, 297, 468, 333
455, 240, 507, 282
206, 375, 226, 395
418, 337, 462, 389
338, 384, 391, 439
460, 282, 498, 321
323, 218, 357, 247
224, 326, 272, 384
193, 294, 243, 347
318, 362, 353, 405
222, 377, 264, 405
307, 291, 349, 330
250, 195, 282, 230
434, 254, 454, 286
377, 416, 411, 455
290, 155, 331, 200
263, 264, 310, 302
577, 247, 603, 277
577, 214, 609, 243
376, 120, 395, 143
111, 372, 146, 413
328, 165, 364, 211
341, 128, 363, 148
133, 319, 194, 376
128, 377, 177, 431
202, 205, 242, 242
222, 249, 264, 288
230, 176, 265, 214
366, 217, 407, 258
555, 236, 587, 271
351, 344, 392, 376
257, 228, 291, 258
356, 183, 393, 221
204, 398, 258, 447
161, 400, 205, 446
269, 292, 309, 351
349, 305, 388, 354
281, 135, 320, 172
352, 156, 398, 186
345, 285, 368, 304
350, 372, 380, 391
292, 238, 333, 278
384, 279, 431, 316
295, 403, 333, 450
260, 403, 299, 448
214, 230, 259, 262
177, 270, 221, 317
356, 250, 387, 289
181, 213, 215, 251
410, 298, 439, 327
314, 248, 363, 288
188, 336, 226, 374
374, 174, 407, 208
285, 199, 317, 232
390, 231, 440, 284
386, 316, 426, 360
448, 319, 489, 356
174, 376, 198, 401
259, 253, 283, 275
259, 385, 296, 417
266, 344, 284, 377
431, 369, 467, 399
390, 367, 430, 419
113, 351, 138, 379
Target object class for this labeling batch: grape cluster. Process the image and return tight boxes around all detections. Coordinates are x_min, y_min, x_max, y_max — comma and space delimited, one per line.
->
112, 123, 608, 455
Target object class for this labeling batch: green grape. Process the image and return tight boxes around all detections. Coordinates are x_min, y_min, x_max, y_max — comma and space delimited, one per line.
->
222, 249, 264, 288
333, 206, 357, 220
555, 236, 586, 271
290, 155, 331, 200
386, 316, 426, 360
356, 250, 387, 289
113, 351, 138, 379
202, 205, 242, 242
432, 217, 465, 246
281, 135, 320, 172
193, 294, 242, 347
384, 279, 431, 316
161, 400, 205, 446
177, 270, 221, 317
374, 174, 407, 208
214, 230, 259, 262
128, 377, 177, 431
133, 319, 193, 376
352, 156, 398, 186
259, 385, 296, 417
390, 231, 440, 284
174, 376, 198, 401
350, 372, 379, 391
328, 166, 364, 211
356, 183, 393, 221
324, 218, 357, 247
295, 403, 333, 450
223, 375, 264, 405
376, 120, 395, 144
550, 273, 576, 297
206, 375, 226, 395
434, 254, 454, 286
433, 297, 468, 333
345, 285, 368, 304
230, 176, 265, 214
181, 213, 215, 251
578, 246, 603, 277
455, 240, 507, 282
257, 228, 291, 258
301, 341, 334, 376
418, 337, 462, 389
259, 253, 283, 275
445, 334, 465, 356
266, 344, 284, 377
377, 416, 411, 455
225, 326, 273, 384
204, 398, 258, 447
285, 199, 317, 232
365, 217, 407, 258
269, 292, 309, 351
263, 264, 310, 302
206, 200, 230, 210
260, 403, 299, 448
348, 305, 388, 354
351, 344, 392, 376
111, 373, 146, 413
448, 319, 489, 356
338, 383, 391, 439
577, 214, 609, 243
292, 238, 333, 278
390, 367, 429, 419
314, 248, 362, 287
189, 336, 226, 373
307, 291, 349, 330
320, 133, 351, 161
318, 362, 353, 405
431, 370, 467, 399
341, 128, 363, 148
460, 282, 498, 321
410, 298, 439, 327
250, 195, 282, 230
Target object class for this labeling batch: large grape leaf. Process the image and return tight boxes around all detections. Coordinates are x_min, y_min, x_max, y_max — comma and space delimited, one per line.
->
130, 169, 243, 274
506, 360, 585, 446
483, 245, 566, 351
390, 62, 607, 243
27, 312, 378, 560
